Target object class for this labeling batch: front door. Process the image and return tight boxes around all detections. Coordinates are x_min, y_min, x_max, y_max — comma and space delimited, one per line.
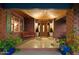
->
39, 22, 48, 37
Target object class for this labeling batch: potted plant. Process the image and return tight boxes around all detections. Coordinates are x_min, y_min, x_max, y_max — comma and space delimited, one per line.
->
68, 43, 76, 55
59, 38, 70, 55
49, 28, 53, 37
36, 27, 39, 37
68, 36, 79, 55
2, 33, 22, 55
15, 36, 22, 45
66, 29, 79, 55
3, 36, 16, 55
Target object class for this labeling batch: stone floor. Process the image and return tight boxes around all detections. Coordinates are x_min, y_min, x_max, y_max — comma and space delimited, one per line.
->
17, 37, 59, 48
15, 37, 61, 55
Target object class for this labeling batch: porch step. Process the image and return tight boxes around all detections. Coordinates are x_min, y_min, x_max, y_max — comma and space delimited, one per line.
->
13, 48, 61, 55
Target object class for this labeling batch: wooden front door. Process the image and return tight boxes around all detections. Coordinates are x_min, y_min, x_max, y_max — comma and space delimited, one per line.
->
40, 22, 48, 36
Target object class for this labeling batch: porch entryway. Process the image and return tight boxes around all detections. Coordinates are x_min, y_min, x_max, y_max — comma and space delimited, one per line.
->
34, 20, 54, 37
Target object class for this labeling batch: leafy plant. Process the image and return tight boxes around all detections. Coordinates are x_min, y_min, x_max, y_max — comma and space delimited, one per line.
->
36, 28, 39, 32
68, 43, 77, 51
50, 28, 53, 32
3, 37, 15, 53
0, 40, 5, 53
59, 38, 66, 45
15, 36, 22, 45
0, 40, 4, 49
67, 30, 79, 54
0, 33, 23, 54
59, 38, 70, 55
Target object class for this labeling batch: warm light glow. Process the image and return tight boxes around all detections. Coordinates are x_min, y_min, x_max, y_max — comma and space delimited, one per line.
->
21, 9, 67, 20
43, 25, 45, 32
50, 20, 54, 31
34, 22, 38, 32
14, 20, 19, 32
14, 22, 18, 26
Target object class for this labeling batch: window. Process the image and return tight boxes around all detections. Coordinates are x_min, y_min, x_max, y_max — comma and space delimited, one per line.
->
11, 15, 24, 32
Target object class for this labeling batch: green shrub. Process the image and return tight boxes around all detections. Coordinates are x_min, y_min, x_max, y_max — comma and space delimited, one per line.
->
0, 34, 23, 53
50, 28, 53, 32
15, 36, 22, 45
59, 38, 66, 45
0, 40, 4, 49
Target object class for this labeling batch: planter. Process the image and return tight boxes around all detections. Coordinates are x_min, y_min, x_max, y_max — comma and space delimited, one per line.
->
59, 45, 70, 55
36, 32, 39, 37
49, 32, 53, 37
4, 48, 15, 55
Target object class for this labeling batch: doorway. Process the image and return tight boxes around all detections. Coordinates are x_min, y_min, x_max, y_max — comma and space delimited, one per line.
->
39, 21, 48, 36
34, 20, 54, 37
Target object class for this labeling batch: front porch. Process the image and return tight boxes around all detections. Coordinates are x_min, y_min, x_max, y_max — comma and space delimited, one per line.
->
14, 37, 60, 55
17, 37, 59, 49
1, 4, 79, 55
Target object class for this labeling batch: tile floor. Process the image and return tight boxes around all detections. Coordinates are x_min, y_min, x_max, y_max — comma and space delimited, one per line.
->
17, 37, 59, 48
15, 37, 61, 55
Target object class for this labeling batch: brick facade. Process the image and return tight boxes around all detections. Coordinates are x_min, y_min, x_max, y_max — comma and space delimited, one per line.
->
66, 9, 74, 41
0, 9, 7, 39
73, 6, 79, 36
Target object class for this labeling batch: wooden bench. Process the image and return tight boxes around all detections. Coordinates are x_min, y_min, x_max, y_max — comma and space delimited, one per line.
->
21, 32, 35, 38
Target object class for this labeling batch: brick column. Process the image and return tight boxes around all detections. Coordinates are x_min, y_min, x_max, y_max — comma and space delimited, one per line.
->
73, 8, 79, 36
66, 9, 74, 43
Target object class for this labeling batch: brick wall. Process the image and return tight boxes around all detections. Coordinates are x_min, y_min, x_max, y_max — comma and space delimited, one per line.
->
66, 4, 79, 41
66, 9, 75, 44
73, 8, 79, 36
0, 9, 7, 39
24, 17, 34, 33
66, 9, 74, 34
66, 5, 79, 43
